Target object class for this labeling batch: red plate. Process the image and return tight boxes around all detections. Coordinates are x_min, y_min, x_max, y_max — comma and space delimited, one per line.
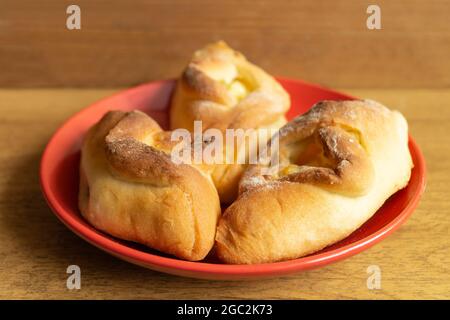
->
40, 78, 426, 280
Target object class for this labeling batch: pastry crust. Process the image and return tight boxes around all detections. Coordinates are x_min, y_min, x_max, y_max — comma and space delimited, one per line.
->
79, 110, 221, 261
170, 41, 290, 203
216, 100, 413, 264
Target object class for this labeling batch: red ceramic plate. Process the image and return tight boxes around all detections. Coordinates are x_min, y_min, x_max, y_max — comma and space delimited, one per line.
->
40, 78, 426, 280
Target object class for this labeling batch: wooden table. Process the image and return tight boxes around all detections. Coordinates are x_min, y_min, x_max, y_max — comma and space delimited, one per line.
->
0, 88, 448, 299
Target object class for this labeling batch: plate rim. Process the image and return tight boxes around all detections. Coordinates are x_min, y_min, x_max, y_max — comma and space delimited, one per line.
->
39, 78, 427, 279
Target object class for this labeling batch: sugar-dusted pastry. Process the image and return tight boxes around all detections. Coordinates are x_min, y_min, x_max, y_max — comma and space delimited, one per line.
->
216, 100, 413, 264
170, 41, 290, 203
79, 110, 221, 261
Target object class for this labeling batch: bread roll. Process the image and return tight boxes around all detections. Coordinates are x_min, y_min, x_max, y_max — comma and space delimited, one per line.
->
216, 100, 413, 264
170, 41, 290, 203
79, 110, 221, 261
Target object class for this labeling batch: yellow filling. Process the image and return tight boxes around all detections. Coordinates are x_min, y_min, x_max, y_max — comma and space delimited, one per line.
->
143, 132, 174, 154
277, 138, 336, 178
206, 66, 250, 104
279, 164, 301, 177
227, 79, 249, 103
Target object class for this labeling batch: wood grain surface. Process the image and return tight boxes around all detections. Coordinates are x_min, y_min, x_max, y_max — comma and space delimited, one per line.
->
0, 87, 448, 299
0, 0, 449, 88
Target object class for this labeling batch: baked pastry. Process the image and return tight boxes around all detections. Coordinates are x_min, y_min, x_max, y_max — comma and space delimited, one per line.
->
215, 100, 413, 264
79, 110, 221, 261
170, 41, 290, 203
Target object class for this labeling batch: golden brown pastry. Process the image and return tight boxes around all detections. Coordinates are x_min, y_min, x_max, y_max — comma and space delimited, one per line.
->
215, 100, 413, 264
79, 110, 221, 261
170, 41, 290, 203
